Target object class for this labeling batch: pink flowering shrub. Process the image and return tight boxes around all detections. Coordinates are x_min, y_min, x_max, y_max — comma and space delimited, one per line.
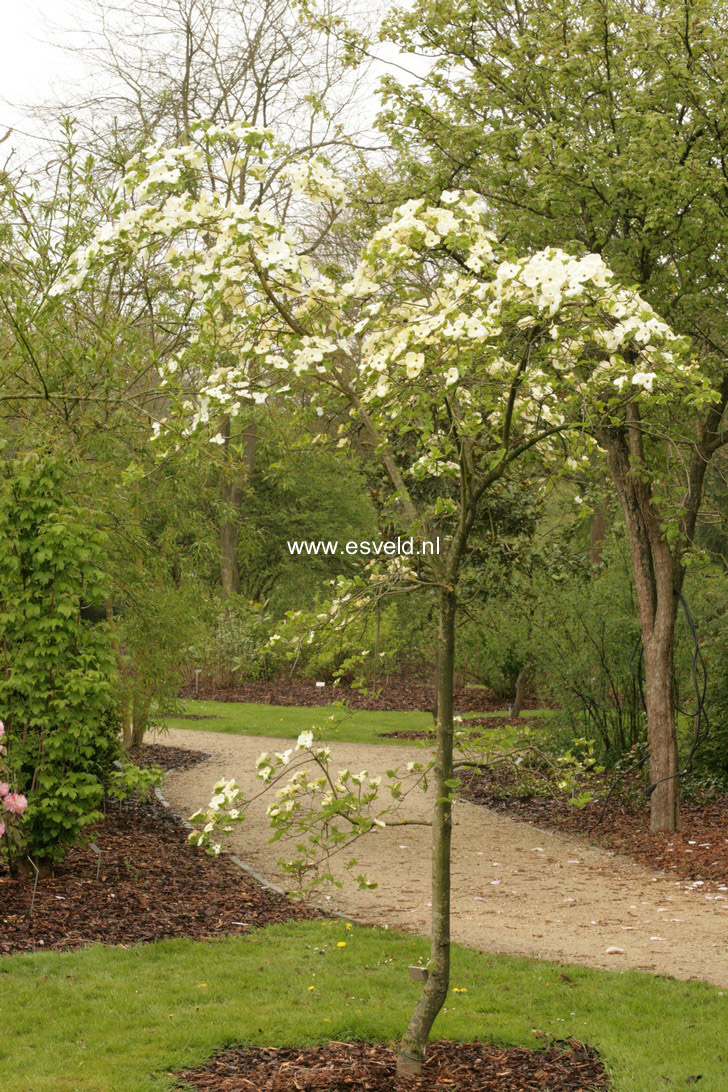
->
0, 720, 27, 861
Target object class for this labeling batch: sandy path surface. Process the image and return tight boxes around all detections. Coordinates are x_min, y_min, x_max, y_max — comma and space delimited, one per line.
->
155, 727, 728, 987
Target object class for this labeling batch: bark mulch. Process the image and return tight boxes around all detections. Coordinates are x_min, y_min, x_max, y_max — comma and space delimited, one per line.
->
460, 768, 728, 889
0, 746, 323, 956
379, 730, 434, 741
380, 718, 540, 741
179, 674, 541, 714
131, 742, 212, 771
175, 1039, 609, 1091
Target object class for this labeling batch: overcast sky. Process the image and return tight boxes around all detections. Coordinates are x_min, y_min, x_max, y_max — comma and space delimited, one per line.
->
1, 2, 86, 136
0, 0, 429, 171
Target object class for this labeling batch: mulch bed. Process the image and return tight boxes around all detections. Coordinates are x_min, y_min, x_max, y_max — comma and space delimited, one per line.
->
460, 768, 728, 889
176, 1039, 609, 1090
0, 745, 322, 956
131, 742, 212, 771
171, 713, 223, 721
179, 673, 542, 715
379, 730, 434, 741
379, 718, 539, 741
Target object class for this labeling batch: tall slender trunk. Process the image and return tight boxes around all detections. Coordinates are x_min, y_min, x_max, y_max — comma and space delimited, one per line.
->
131, 695, 150, 750
643, 622, 680, 831
589, 503, 608, 565
220, 418, 243, 597
220, 418, 256, 597
397, 587, 457, 1077
602, 411, 680, 831
510, 658, 531, 718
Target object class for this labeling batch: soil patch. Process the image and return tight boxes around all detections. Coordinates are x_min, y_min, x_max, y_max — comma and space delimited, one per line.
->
176, 1039, 609, 1091
179, 674, 542, 714
460, 768, 728, 889
0, 753, 322, 956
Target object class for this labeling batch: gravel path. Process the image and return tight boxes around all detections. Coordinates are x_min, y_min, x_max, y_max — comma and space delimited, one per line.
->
155, 727, 728, 987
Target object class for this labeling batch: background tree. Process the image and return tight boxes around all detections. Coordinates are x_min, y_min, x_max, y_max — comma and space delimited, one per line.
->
372, 0, 728, 830
51, 0, 375, 597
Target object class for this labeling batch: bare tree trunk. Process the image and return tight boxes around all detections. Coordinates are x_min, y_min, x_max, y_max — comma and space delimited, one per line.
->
220, 416, 252, 597
589, 503, 608, 565
602, 408, 680, 831
220, 500, 241, 597
643, 626, 680, 831
130, 695, 150, 749
511, 659, 531, 718
397, 587, 456, 1077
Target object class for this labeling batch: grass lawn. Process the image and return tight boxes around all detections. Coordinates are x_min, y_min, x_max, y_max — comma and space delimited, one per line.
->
161, 700, 554, 747
2, 921, 725, 1091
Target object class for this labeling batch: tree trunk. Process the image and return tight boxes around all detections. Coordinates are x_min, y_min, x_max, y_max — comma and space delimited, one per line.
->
220, 419, 257, 598
511, 659, 531, 718
589, 503, 608, 565
643, 629, 680, 832
602, 411, 680, 831
130, 695, 150, 749
397, 587, 457, 1077
220, 416, 244, 597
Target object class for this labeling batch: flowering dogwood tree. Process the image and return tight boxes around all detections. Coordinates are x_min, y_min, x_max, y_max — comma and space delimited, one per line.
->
57, 124, 714, 1074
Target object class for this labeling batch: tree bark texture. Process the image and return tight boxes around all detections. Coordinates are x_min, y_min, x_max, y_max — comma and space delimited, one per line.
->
602, 408, 680, 831
397, 587, 457, 1076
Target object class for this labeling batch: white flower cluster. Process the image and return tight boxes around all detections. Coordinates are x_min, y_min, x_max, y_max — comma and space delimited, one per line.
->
53, 131, 708, 475
282, 157, 347, 206
188, 777, 243, 855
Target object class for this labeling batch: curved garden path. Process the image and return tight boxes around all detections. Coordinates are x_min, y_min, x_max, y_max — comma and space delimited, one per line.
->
155, 727, 728, 987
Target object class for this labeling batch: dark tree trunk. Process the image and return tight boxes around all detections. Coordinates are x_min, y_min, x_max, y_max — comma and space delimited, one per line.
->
589, 503, 608, 565
397, 587, 457, 1076
220, 416, 243, 597
220, 417, 256, 597
602, 408, 681, 832
643, 622, 680, 832
511, 660, 530, 718
131, 695, 150, 749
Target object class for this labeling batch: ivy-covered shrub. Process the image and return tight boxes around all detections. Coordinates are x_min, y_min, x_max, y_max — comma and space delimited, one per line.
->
0, 454, 120, 869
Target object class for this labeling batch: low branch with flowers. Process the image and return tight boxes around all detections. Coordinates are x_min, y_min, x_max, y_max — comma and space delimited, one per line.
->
187, 726, 433, 893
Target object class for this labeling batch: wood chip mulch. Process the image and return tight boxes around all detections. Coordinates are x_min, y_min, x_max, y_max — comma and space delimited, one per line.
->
379, 718, 540, 741
179, 674, 542, 714
0, 746, 323, 956
175, 1039, 609, 1090
460, 768, 728, 890
131, 742, 212, 771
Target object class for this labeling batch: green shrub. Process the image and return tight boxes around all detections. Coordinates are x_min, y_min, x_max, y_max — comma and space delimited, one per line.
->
685, 568, 728, 781
189, 595, 279, 686
0, 454, 120, 867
